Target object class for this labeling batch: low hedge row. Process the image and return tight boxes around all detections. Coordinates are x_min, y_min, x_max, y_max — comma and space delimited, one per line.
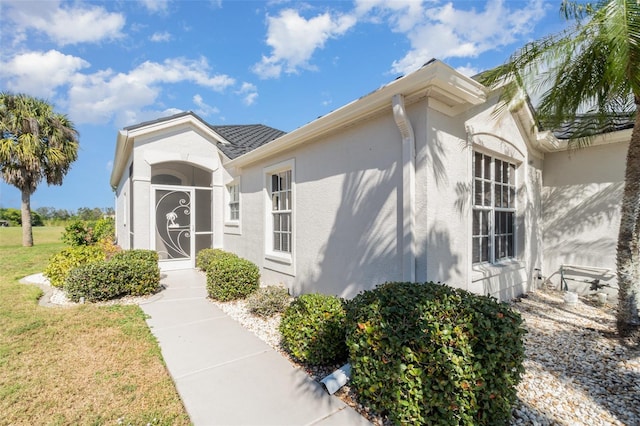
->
63, 250, 160, 302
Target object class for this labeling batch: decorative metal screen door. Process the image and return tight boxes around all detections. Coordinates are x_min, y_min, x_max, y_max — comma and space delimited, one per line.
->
154, 188, 193, 268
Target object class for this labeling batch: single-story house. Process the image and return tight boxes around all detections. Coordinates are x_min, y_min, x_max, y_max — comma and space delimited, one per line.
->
110, 59, 632, 300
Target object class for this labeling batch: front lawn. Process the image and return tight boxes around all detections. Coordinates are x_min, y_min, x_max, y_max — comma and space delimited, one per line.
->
0, 226, 189, 425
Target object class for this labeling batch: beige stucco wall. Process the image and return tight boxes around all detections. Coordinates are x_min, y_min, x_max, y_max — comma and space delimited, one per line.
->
542, 141, 627, 293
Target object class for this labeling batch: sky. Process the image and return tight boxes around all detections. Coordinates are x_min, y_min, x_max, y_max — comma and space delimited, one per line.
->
0, 0, 570, 211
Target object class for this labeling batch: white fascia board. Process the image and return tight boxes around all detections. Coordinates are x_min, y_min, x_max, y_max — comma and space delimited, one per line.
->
226, 60, 487, 169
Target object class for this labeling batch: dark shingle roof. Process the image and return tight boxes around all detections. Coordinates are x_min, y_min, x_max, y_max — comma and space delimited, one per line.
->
122, 111, 286, 159
211, 124, 287, 159
549, 113, 635, 140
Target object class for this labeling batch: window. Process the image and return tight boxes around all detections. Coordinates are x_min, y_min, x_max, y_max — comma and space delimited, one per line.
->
270, 169, 292, 253
472, 152, 516, 263
228, 183, 240, 221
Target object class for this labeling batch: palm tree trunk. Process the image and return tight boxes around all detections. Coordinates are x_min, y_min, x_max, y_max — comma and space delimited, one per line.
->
21, 188, 33, 247
616, 100, 640, 338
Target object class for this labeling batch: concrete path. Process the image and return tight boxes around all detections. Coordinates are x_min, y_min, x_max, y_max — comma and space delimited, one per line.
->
140, 269, 370, 426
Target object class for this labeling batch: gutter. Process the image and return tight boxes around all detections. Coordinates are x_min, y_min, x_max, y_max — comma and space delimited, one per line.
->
392, 94, 416, 282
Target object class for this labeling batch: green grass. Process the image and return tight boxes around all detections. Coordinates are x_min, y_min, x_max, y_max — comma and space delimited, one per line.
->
0, 227, 190, 425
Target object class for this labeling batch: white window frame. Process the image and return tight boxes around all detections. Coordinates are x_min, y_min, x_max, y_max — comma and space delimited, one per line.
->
472, 151, 517, 264
224, 178, 241, 235
263, 159, 295, 274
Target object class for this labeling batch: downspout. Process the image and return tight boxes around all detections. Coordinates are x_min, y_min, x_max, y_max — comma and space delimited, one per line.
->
392, 94, 416, 282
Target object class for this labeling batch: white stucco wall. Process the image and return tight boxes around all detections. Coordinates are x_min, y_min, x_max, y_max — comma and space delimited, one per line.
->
223, 112, 404, 298
224, 95, 544, 300
117, 124, 221, 260
542, 141, 627, 294
431, 95, 544, 300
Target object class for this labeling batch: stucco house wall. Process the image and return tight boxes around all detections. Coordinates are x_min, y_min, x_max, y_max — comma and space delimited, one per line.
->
542, 140, 628, 293
110, 59, 630, 302
223, 111, 404, 298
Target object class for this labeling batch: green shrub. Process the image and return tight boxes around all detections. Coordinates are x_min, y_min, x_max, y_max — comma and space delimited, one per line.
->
92, 217, 115, 242
113, 249, 159, 264
345, 282, 526, 425
44, 245, 106, 288
279, 293, 348, 365
206, 254, 259, 301
64, 258, 160, 302
62, 219, 93, 246
246, 286, 291, 317
64, 261, 127, 302
196, 248, 237, 272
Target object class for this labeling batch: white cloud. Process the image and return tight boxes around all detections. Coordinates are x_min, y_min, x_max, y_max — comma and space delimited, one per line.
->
253, 8, 357, 79
150, 31, 172, 42
193, 94, 220, 117
236, 82, 258, 106
0, 50, 236, 126
385, 0, 548, 75
456, 64, 480, 77
66, 57, 235, 124
140, 0, 171, 14
4, 0, 125, 45
0, 50, 90, 97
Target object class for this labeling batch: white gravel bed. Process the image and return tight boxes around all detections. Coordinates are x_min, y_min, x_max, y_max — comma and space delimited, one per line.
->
211, 289, 640, 426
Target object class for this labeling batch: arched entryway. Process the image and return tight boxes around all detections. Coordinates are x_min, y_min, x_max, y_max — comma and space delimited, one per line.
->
151, 163, 213, 270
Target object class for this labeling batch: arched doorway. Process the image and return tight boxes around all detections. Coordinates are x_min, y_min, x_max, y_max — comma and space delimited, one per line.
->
151, 163, 213, 270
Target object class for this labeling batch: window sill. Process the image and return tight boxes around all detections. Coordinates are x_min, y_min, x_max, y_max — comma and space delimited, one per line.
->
224, 221, 241, 235
472, 259, 523, 280
265, 252, 292, 265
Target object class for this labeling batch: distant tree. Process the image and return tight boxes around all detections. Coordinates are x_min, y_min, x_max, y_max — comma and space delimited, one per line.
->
35, 206, 55, 220
0, 207, 44, 226
76, 207, 104, 221
480, 0, 639, 338
0, 93, 79, 246
0, 208, 21, 225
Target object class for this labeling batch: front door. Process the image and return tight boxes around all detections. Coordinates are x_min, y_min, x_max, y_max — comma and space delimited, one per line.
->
154, 187, 193, 269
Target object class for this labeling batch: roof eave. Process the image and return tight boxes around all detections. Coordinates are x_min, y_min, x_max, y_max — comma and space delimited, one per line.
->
226, 60, 487, 169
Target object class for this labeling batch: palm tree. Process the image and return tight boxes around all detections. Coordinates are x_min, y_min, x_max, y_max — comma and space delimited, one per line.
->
0, 93, 79, 247
481, 0, 639, 338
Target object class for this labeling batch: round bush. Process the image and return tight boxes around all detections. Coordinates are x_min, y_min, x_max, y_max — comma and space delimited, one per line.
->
196, 248, 237, 272
246, 286, 291, 317
279, 293, 348, 365
113, 249, 159, 264
44, 245, 106, 288
346, 282, 526, 425
206, 255, 259, 301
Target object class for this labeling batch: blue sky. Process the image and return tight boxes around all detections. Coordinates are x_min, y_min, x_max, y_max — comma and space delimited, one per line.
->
0, 0, 569, 211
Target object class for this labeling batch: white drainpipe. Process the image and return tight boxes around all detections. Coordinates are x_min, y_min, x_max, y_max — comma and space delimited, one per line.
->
392, 94, 416, 282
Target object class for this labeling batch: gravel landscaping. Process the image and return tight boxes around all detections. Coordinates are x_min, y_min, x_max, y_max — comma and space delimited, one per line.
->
212, 289, 640, 426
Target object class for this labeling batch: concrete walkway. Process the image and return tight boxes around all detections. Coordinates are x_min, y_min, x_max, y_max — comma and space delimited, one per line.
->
140, 269, 370, 426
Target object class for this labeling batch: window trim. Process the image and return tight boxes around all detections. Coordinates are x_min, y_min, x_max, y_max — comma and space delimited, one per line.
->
224, 178, 242, 235
263, 159, 295, 274
472, 151, 517, 265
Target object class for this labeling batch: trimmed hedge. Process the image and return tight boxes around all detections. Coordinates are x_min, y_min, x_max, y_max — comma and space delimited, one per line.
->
196, 248, 237, 272
246, 286, 291, 317
113, 249, 159, 264
44, 245, 106, 288
64, 256, 160, 302
206, 253, 259, 301
279, 293, 348, 365
345, 282, 526, 425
